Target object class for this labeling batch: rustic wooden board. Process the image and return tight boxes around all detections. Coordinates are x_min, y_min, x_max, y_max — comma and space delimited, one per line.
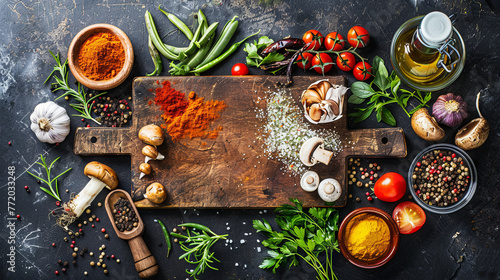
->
74, 76, 406, 208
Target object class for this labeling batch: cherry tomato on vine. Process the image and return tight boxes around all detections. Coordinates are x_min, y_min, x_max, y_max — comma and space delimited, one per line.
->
311, 53, 333, 75
353, 61, 372, 81
231, 63, 249, 75
335, 52, 355, 72
374, 172, 406, 202
302, 30, 324, 51
347, 26, 370, 48
325, 32, 345, 51
392, 202, 426, 234
296, 52, 314, 70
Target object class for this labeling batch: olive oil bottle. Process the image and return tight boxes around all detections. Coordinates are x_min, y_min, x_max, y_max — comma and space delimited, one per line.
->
390, 12, 465, 91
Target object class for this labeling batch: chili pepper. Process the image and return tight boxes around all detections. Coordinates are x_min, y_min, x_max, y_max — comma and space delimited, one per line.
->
177, 223, 217, 235
154, 219, 172, 258
158, 5, 194, 41
284, 42, 311, 85
260, 58, 292, 70
260, 38, 305, 55
198, 16, 239, 67
191, 30, 260, 73
146, 35, 163, 76
145, 11, 183, 61
178, 19, 213, 59
194, 22, 219, 49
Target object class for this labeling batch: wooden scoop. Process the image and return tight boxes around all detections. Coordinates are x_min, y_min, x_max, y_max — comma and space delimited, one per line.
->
105, 189, 159, 278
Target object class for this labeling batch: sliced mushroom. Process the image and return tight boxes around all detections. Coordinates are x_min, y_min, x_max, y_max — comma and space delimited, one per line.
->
138, 124, 164, 146
144, 182, 167, 204
318, 179, 341, 202
455, 90, 490, 150
142, 145, 165, 163
139, 163, 152, 179
300, 171, 320, 192
308, 103, 324, 122
299, 137, 333, 166
301, 89, 323, 107
411, 108, 445, 141
301, 80, 348, 124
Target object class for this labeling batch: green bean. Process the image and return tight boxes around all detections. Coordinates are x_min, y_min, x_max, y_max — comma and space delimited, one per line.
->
178, 17, 206, 59
158, 5, 194, 41
146, 35, 162, 76
194, 22, 219, 49
154, 219, 172, 258
186, 31, 214, 69
145, 11, 180, 60
198, 16, 238, 67
191, 30, 260, 73
178, 223, 217, 236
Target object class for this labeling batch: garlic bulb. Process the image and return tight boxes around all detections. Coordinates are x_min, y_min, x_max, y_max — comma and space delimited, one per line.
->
30, 101, 71, 144
432, 93, 467, 127
301, 80, 348, 124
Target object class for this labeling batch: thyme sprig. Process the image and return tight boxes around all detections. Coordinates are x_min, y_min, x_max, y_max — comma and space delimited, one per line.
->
27, 154, 72, 201
45, 51, 107, 124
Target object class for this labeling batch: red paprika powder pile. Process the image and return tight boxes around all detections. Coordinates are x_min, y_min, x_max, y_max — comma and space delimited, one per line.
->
153, 81, 227, 141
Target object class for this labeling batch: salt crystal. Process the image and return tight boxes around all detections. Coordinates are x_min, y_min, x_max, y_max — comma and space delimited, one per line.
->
240, 239, 246, 244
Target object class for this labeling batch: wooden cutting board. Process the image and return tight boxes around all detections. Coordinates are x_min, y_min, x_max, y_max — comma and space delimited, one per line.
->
74, 76, 406, 208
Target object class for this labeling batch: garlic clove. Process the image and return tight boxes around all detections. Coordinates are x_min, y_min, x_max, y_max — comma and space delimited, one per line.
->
321, 100, 339, 116
309, 103, 323, 121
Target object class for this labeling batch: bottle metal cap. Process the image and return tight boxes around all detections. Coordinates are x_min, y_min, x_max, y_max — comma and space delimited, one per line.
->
420, 11, 452, 48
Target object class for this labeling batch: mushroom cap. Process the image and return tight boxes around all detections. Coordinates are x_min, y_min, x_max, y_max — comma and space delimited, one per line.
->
145, 182, 167, 204
138, 124, 164, 146
300, 171, 320, 192
84, 161, 119, 190
139, 163, 152, 175
142, 145, 159, 158
300, 137, 324, 166
318, 178, 341, 202
411, 108, 445, 141
455, 118, 490, 150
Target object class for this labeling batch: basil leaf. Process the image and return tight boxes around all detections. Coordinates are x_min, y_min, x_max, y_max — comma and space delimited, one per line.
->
409, 103, 425, 115
372, 56, 384, 75
353, 106, 375, 123
381, 107, 397, 126
348, 94, 365, 104
351, 82, 375, 98
390, 75, 401, 95
376, 107, 382, 122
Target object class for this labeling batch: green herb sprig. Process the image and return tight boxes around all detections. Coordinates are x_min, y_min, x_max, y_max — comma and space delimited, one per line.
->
45, 51, 107, 124
27, 154, 72, 201
170, 223, 227, 280
253, 198, 339, 280
244, 36, 285, 67
348, 56, 432, 126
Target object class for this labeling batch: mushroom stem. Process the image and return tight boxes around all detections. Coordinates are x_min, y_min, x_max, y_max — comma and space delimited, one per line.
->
145, 152, 164, 163
139, 172, 146, 179
69, 177, 107, 217
312, 147, 333, 165
476, 91, 483, 119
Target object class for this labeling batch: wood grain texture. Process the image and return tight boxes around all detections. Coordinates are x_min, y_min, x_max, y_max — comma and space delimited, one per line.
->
75, 76, 406, 208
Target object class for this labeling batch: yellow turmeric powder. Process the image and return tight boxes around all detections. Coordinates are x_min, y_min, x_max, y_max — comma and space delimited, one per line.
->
345, 213, 390, 261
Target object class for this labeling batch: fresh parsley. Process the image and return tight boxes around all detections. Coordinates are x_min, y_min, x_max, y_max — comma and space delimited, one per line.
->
243, 36, 285, 67
348, 56, 432, 126
253, 198, 339, 280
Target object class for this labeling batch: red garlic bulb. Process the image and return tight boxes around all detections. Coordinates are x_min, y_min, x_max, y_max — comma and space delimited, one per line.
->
432, 93, 467, 127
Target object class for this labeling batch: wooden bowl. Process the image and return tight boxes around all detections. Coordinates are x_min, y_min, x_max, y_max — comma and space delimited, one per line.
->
338, 207, 400, 269
68, 24, 134, 91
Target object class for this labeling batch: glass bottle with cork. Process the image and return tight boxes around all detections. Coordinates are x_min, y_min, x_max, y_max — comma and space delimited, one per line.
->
390, 11, 465, 91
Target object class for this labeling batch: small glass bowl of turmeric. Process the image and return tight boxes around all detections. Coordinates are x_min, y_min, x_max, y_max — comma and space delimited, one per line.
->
68, 24, 134, 91
338, 207, 400, 268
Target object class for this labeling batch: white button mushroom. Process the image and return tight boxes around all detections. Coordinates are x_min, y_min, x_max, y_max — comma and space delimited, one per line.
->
299, 137, 333, 166
317, 179, 341, 203
144, 182, 167, 204
138, 124, 164, 146
300, 171, 320, 192
139, 163, 152, 179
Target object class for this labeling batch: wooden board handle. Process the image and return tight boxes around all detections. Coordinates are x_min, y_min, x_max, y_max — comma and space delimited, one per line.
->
347, 128, 407, 157
128, 236, 159, 278
74, 127, 134, 155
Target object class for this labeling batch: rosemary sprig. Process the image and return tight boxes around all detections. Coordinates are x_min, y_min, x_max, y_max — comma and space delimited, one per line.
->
44, 51, 107, 124
170, 224, 227, 280
26, 154, 72, 201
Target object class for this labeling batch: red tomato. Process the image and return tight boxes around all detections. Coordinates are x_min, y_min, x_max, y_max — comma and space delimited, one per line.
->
231, 63, 249, 75
324, 32, 345, 51
302, 30, 324, 51
353, 61, 372, 81
374, 172, 406, 202
311, 53, 333, 75
296, 52, 314, 70
335, 52, 355, 71
347, 26, 370, 48
392, 202, 426, 234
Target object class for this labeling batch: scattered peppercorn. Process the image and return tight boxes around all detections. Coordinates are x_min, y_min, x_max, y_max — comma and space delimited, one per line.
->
16, 214, 21, 219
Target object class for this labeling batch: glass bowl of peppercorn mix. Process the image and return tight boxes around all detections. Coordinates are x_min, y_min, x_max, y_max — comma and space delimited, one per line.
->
68, 24, 134, 91
408, 144, 477, 214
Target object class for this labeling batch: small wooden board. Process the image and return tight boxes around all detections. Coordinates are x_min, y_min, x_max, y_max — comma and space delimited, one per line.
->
74, 76, 406, 208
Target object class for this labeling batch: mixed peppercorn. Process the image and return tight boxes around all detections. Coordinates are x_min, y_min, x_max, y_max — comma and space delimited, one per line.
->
412, 149, 470, 207
113, 198, 139, 232
86, 94, 133, 127
347, 158, 383, 202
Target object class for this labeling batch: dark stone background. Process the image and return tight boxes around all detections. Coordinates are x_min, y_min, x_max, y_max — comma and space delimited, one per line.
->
1, 0, 499, 279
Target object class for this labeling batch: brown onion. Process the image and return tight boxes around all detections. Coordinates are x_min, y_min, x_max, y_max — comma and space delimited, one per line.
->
432, 93, 467, 127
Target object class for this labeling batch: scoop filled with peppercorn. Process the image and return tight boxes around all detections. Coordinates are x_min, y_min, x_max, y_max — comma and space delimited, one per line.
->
408, 144, 477, 214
